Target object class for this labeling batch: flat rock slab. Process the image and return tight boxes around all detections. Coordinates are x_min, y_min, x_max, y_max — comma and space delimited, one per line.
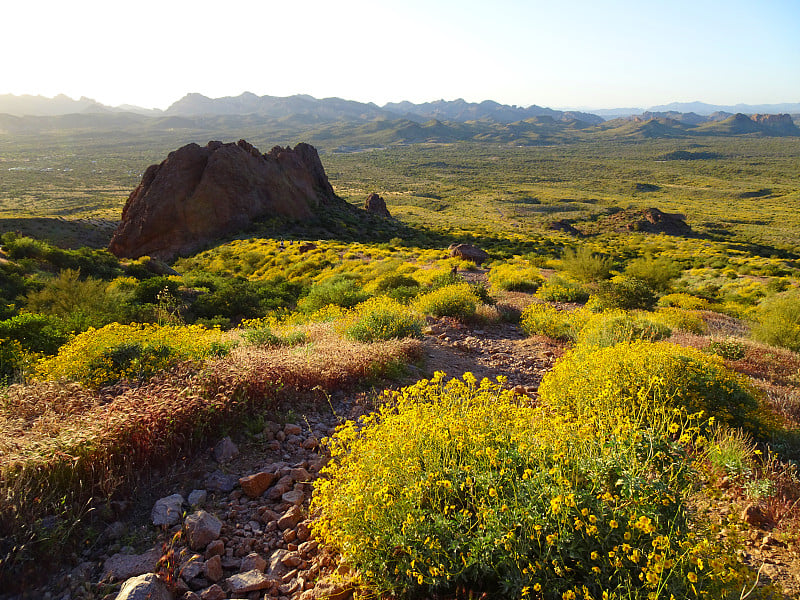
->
224, 569, 274, 593
103, 548, 162, 581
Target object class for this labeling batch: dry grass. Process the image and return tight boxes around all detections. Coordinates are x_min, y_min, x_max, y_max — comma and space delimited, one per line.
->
0, 324, 422, 583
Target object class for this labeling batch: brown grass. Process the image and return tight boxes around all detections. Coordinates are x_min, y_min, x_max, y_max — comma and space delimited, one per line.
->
0, 324, 422, 584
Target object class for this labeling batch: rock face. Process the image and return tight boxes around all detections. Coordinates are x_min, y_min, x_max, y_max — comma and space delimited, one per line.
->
109, 140, 342, 261
364, 193, 391, 218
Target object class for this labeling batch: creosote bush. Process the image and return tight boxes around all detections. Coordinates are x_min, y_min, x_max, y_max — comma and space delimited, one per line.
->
414, 283, 479, 319
343, 297, 424, 342
587, 277, 657, 312
535, 276, 590, 303
539, 340, 763, 433
750, 289, 800, 352
576, 310, 671, 348
313, 373, 756, 600
560, 246, 614, 282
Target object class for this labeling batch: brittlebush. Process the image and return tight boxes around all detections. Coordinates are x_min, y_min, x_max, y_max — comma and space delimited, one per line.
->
312, 373, 757, 600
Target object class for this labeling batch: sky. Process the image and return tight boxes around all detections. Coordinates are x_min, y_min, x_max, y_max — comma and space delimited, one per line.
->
2, 0, 799, 111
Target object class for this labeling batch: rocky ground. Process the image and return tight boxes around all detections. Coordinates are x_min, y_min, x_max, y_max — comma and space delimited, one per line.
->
5, 309, 800, 600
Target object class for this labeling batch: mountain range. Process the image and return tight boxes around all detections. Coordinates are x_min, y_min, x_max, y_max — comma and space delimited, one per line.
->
0, 93, 798, 144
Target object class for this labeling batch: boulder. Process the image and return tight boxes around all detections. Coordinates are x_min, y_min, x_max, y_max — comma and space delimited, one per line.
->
114, 573, 173, 600
152, 494, 184, 527
239, 471, 276, 498
448, 243, 489, 265
224, 570, 273, 593
364, 193, 391, 218
109, 140, 343, 261
185, 510, 223, 550
213, 436, 239, 463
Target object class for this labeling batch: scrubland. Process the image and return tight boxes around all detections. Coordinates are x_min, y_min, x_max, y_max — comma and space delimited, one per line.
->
0, 132, 799, 597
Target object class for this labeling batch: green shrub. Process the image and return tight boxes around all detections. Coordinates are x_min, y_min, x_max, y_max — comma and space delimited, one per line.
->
24, 269, 129, 332
344, 298, 424, 342
658, 293, 709, 311
0, 313, 69, 355
588, 277, 657, 311
576, 311, 671, 348
539, 341, 763, 432
646, 307, 707, 335
413, 283, 479, 319
298, 275, 370, 313
560, 246, 613, 282
624, 255, 681, 292
313, 373, 753, 600
707, 337, 747, 360
536, 276, 590, 303
519, 303, 588, 341
0, 337, 25, 385
751, 290, 800, 352
487, 263, 542, 292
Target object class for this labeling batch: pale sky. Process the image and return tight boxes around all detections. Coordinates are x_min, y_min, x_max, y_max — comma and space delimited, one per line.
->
2, 0, 799, 110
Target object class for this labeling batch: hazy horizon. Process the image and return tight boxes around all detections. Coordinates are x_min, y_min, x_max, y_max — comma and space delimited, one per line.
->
3, 0, 799, 111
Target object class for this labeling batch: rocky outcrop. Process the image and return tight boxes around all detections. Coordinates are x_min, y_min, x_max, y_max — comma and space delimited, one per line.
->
364, 193, 391, 218
448, 243, 489, 265
109, 140, 342, 261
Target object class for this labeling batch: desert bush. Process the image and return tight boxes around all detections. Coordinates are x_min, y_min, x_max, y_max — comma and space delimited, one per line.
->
560, 246, 613, 282
313, 373, 753, 600
343, 298, 424, 342
487, 262, 542, 292
751, 290, 800, 352
535, 276, 590, 303
413, 283, 479, 319
298, 275, 370, 313
624, 255, 681, 292
374, 274, 421, 303
519, 303, 588, 341
646, 307, 707, 335
36, 323, 225, 388
587, 277, 657, 311
539, 341, 763, 432
0, 337, 25, 385
576, 311, 671, 348
0, 313, 69, 355
132, 276, 180, 305
707, 337, 747, 361
24, 269, 129, 332
658, 292, 709, 311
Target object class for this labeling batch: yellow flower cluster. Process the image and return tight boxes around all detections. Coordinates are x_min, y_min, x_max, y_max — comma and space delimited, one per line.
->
35, 323, 225, 388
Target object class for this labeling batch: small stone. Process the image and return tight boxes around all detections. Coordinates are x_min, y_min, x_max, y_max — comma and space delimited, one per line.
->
298, 540, 318, 556
115, 573, 172, 600
281, 552, 302, 568
302, 437, 319, 450
296, 521, 312, 542
265, 549, 290, 579
204, 470, 238, 493
152, 493, 184, 526
283, 529, 297, 543
185, 511, 223, 551
281, 490, 304, 505
239, 472, 277, 499
200, 554, 221, 583
213, 436, 239, 462
240, 552, 267, 573
284, 424, 302, 436
188, 490, 208, 507
199, 584, 226, 600
179, 554, 204, 580
224, 570, 273, 593
742, 504, 771, 528
204, 539, 225, 559
277, 506, 304, 530
289, 468, 311, 483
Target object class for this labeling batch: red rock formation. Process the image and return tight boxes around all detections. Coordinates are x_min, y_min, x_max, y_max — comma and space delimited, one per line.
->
364, 193, 391, 218
109, 140, 341, 260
